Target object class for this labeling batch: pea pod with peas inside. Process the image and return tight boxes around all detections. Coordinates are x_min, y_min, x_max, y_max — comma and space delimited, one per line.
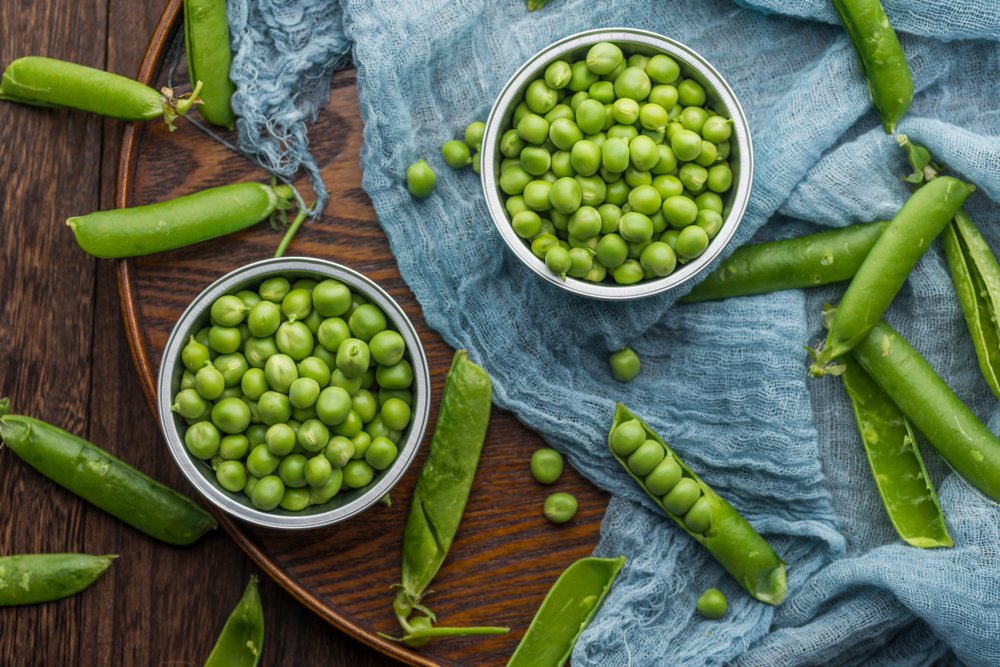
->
0, 553, 115, 606
67, 181, 296, 258
849, 320, 1000, 503
388, 351, 508, 646
204, 576, 264, 667
0, 56, 202, 130
0, 398, 216, 546
184, 0, 236, 128
506, 556, 625, 667
608, 404, 786, 605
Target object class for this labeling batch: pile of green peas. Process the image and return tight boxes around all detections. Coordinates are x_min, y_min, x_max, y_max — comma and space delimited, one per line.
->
609, 418, 712, 534
497, 41, 735, 284
170, 274, 416, 513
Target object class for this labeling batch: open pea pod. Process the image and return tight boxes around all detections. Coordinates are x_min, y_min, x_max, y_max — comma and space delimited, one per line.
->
204, 576, 264, 667
841, 355, 953, 548
942, 209, 1000, 401
608, 404, 786, 605
506, 556, 625, 667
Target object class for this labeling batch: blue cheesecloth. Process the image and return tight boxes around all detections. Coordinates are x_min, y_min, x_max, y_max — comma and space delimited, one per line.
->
224, 0, 1000, 664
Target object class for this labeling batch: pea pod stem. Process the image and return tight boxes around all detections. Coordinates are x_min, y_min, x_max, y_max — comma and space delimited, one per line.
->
0, 399, 217, 545
832, 0, 913, 133
0, 553, 116, 606
274, 204, 315, 258
0, 56, 202, 130
851, 321, 1000, 502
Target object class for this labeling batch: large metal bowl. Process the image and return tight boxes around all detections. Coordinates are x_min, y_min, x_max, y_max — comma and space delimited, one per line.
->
481, 28, 753, 301
156, 257, 431, 530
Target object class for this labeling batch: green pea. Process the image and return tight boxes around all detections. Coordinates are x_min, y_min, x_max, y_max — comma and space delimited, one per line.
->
545, 176, 579, 215
645, 54, 680, 83
614, 67, 651, 101
257, 391, 292, 426
707, 164, 733, 193
242, 336, 276, 369
180, 369, 197, 390
677, 164, 707, 194
348, 304, 386, 343
677, 79, 706, 106
696, 588, 728, 620
586, 42, 623, 76
627, 185, 663, 217
251, 475, 285, 511
500, 129, 526, 158
506, 195, 529, 217
660, 229, 680, 250
678, 106, 708, 134
675, 225, 710, 260
258, 276, 290, 303
696, 210, 724, 239
702, 115, 732, 143
380, 397, 412, 431
570, 140, 601, 177
275, 321, 314, 360
365, 436, 398, 471
511, 211, 543, 238
207, 326, 241, 354
605, 181, 630, 210
219, 434, 250, 461
343, 460, 375, 489
406, 160, 436, 198
277, 290, 309, 324
530, 448, 564, 485
211, 397, 251, 435
550, 150, 575, 178
639, 241, 677, 277
594, 204, 620, 234
317, 317, 352, 354
297, 356, 332, 387
285, 377, 318, 409
612, 97, 639, 125
694, 192, 724, 214
649, 210, 668, 235
441, 140, 472, 169
543, 492, 578, 524
215, 460, 247, 493
236, 290, 261, 309
662, 477, 701, 515
310, 280, 351, 318
545, 246, 572, 280
584, 261, 607, 283
500, 165, 532, 196
309, 468, 344, 505
184, 421, 220, 459
526, 79, 558, 114
376, 359, 413, 390
670, 129, 703, 163
464, 120, 485, 150
624, 166, 652, 189
518, 147, 550, 178
276, 487, 309, 511
195, 364, 225, 401
619, 212, 654, 243
662, 195, 699, 229
716, 140, 731, 160
523, 180, 553, 212
246, 424, 268, 447
352, 431, 375, 457
265, 423, 296, 456
212, 353, 248, 388
694, 141, 718, 168
531, 233, 560, 260
264, 354, 298, 393
277, 454, 308, 488
171, 388, 208, 420
549, 211, 569, 232
516, 114, 550, 146
607, 124, 638, 142
246, 444, 280, 478
311, 344, 338, 373
601, 137, 630, 174
626, 137, 657, 174
349, 389, 376, 424
645, 456, 683, 495
685, 496, 713, 533
566, 206, 601, 241
316, 386, 353, 426
648, 84, 678, 110
364, 332, 403, 370
567, 247, 595, 278
292, 278, 318, 292
609, 347, 641, 382
575, 175, 607, 208
626, 439, 664, 476
588, 80, 615, 103
650, 147, 678, 178
333, 409, 364, 438
595, 233, 628, 269
210, 295, 248, 327
612, 259, 644, 285
548, 118, 583, 151
575, 99, 606, 136
304, 455, 333, 488
324, 436, 355, 468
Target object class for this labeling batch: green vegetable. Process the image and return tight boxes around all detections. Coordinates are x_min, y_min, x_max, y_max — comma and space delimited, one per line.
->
850, 320, 1000, 502
406, 160, 436, 198
609, 347, 641, 382
0, 553, 115, 606
506, 556, 625, 667
67, 181, 296, 258
184, 0, 236, 128
608, 404, 786, 604
811, 176, 974, 373
696, 588, 728, 620
832, 0, 913, 133
530, 448, 564, 485
0, 399, 216, 545
390, 351, 508, 645
441, 140, 472, 169
203, 576, 264, 667
543, 492, 578, 524
840, 352, 952, 548
0, 56, 202, 130
682, 221, 889, 302
464, 121, 485, 150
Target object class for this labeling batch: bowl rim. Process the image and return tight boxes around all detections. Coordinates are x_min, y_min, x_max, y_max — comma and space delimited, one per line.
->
480, 27, 754, 301
156, 256, 431, 530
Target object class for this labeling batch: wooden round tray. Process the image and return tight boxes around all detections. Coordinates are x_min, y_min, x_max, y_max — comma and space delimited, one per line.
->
116, 2, 608, 665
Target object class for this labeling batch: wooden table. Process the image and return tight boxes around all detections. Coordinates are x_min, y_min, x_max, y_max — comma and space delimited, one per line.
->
0, 1, 392, 663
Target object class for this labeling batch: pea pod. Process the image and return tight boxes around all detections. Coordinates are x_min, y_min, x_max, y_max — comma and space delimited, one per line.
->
0, 553, 115, 606
506, 556, 625, 667
389, 351, 508, 644
682, 221, 889, 303
841, 354, 953, 548
204, 576, 264, 667
811, 176, 975, 372
0, 56, 201, 130
608, 404, 786, 605
832, 0, 913, 133
67, 181, 295, 258
0, 398, 217, 546
184, 0, 236, 128
851, 321, 1000, 502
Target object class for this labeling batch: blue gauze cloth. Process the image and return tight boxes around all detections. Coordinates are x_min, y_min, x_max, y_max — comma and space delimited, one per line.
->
226, 1, 1000, 664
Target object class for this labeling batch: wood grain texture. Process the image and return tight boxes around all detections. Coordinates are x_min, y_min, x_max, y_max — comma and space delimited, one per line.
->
113, 2, 610, 665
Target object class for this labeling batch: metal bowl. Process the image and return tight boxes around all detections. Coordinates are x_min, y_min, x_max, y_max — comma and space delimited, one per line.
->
481, 28, 753, 301
156, 257, 431, 530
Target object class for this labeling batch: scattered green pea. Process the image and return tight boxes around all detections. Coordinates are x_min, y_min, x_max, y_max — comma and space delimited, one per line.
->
543, 492, 578, 524
406, 160, 436, 198
696, 588, 728, 619
530, 448, 564, 485
609, 347, 641, 382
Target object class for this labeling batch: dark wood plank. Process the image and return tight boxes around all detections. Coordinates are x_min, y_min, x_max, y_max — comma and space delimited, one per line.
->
115, 3, 610, 666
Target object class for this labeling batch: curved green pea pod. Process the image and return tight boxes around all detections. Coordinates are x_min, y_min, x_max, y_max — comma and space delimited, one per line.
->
506, 556, 625, 667
608, 404, 787, 605
184, 0, 236, 128
67, 181, 295, 258
0, 553, 115, 606
841, 355, 953, 548
0, 56, 201, 130
0, 398, 216, 546
832, 0, 913, 133
204, 576, 264, 667
851, 320, 1000, 503
682, 221, 889, 303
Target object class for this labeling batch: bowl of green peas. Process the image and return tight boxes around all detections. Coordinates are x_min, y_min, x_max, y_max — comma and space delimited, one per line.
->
481, 28, 753, 300
156, 257, 431, 530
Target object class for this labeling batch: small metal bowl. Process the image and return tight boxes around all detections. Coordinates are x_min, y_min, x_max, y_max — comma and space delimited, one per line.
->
481, 28, 753, 301
157, 257, 431, 530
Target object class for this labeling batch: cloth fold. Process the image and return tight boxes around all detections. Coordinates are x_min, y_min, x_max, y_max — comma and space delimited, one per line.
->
225, 0, 1000, 664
